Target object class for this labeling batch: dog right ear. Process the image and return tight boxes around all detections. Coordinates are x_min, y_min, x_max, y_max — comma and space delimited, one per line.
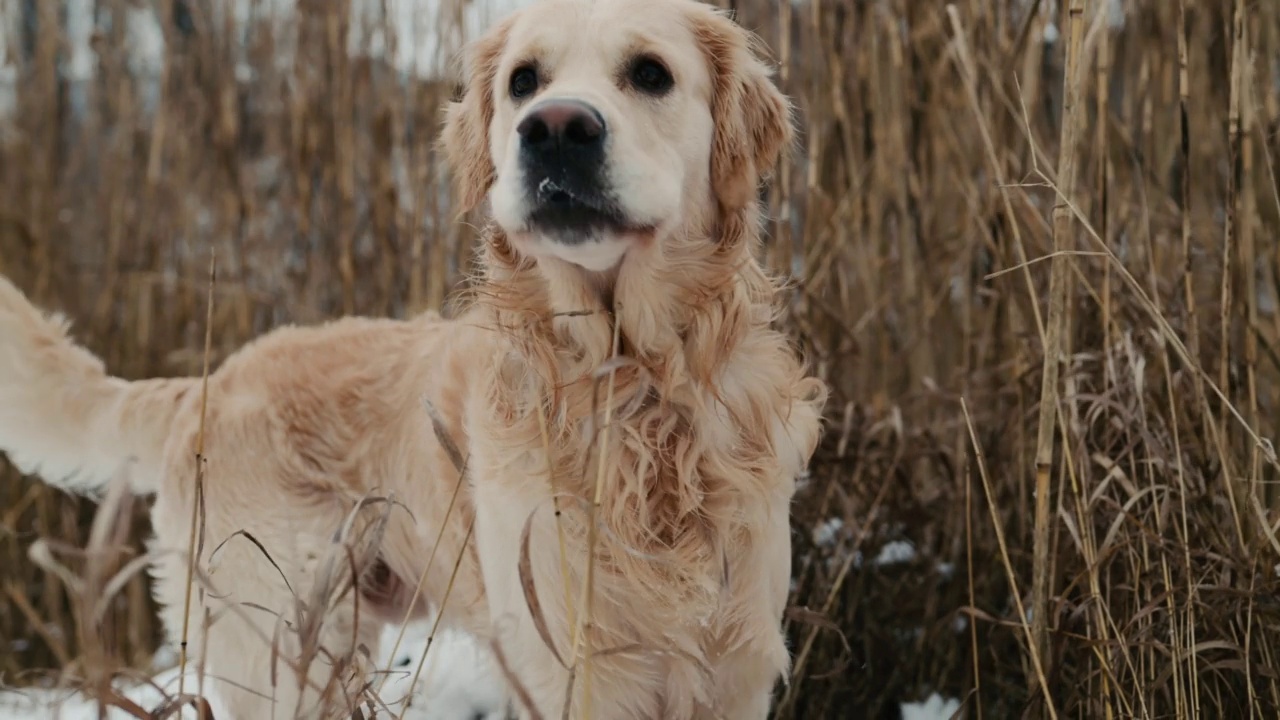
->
689, 5, 794, 225
440, 18, 513, 215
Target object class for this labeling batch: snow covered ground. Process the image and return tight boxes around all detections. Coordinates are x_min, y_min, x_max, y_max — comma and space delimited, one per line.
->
809, 517, 968, 718
0, 618, 512, 720
900, 692, 963, 720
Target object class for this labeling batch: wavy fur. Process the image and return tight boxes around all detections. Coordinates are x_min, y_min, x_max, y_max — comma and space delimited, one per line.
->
443, 1, 827, 717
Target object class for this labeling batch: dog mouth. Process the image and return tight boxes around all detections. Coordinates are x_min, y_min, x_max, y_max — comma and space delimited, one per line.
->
524, 177, 640, 243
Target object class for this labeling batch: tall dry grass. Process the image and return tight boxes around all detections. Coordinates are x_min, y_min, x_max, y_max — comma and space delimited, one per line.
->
1, 0, 1279, 717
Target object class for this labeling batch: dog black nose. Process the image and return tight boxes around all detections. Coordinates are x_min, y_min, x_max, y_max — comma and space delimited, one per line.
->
518, 99, 613, 234
517, 99, 606, 149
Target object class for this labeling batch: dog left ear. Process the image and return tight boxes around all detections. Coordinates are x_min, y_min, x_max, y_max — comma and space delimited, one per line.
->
440, 17, 515, 215
691, 7, 794, 220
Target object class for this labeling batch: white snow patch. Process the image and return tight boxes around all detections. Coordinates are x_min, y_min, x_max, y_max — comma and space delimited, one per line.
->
812, 517, 844, 547
149, 644, 177, 672
374, 619, 511, 719
901, 692, 963, 720
63, 0, 97, 83
537, 177, 563, 196
0, 666, 222, 720
123, 6, 166, 79
0, 4, 26, 121
874, 539, 917, 567
1105, 0, 1126, 29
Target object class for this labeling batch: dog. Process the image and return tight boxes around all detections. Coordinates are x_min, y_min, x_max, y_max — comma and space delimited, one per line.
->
0, 0, 827, 717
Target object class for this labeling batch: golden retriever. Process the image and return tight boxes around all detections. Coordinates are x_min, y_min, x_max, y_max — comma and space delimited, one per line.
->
0, 0, 827, 718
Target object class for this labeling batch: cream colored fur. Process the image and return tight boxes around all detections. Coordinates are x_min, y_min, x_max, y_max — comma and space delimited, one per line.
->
0, 276, 494, 717
0, 1, 827, 718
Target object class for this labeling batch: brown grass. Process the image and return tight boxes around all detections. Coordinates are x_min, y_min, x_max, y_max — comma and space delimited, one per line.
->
2, 0, 1280, 717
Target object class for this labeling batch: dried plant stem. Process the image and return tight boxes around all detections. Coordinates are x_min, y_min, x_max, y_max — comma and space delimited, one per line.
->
964, 445, 983, 720
962, 399, 1057, 719
178, 251, 216, 700
771, 0, 794, 279
1027, 0, 1089, 689
1176, 0, 1200, 420
1169, 6, 1200, 713
375, 461, 469, 698
1096, 5, 1112, 388
1165, 17, 1204, 692
570, 314, 624, 720
537, 404, 579, 652
405, 516, 477, 714
1223, 0, 1254, 540
1220, 0, 1249, 546
1239, 33, 1260, 517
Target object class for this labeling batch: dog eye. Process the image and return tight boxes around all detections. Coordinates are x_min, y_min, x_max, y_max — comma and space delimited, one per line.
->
628, 57, 673, 95
509, 66, 539, 100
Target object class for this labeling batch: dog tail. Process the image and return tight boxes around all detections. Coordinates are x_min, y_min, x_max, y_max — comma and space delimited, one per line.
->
0, 276, 196, 495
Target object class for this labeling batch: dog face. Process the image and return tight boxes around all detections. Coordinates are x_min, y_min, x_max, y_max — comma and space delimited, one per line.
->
444, 0, 792, 273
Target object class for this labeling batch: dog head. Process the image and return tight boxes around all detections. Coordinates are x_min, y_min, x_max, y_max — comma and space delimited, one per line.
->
442, 0, 792, 274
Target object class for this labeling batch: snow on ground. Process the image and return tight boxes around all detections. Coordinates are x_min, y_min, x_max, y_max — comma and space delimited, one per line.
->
900, 692, 963, 720
374, 619, 512, 720
807, 519, 968, 715
810, 517, 923, 570
0, 616, 512, 720
811, 516, 843, 547
873, 539, 917, 567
